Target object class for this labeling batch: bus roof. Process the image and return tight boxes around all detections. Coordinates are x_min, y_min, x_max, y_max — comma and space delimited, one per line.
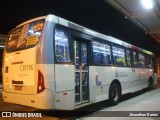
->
16, 14, 154, 56
46, 15, 154, 56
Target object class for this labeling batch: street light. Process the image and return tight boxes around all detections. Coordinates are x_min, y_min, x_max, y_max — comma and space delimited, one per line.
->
141, 0, 153, 9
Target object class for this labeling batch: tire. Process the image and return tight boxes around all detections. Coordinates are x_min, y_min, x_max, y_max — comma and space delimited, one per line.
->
109, 83, 121, 105
148, 78, 153, 90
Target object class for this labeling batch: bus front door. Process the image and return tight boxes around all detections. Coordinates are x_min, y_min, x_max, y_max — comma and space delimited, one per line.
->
73, 40, 89, 105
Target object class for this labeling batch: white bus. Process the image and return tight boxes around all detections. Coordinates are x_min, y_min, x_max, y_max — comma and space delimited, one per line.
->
2, 14, 155, 110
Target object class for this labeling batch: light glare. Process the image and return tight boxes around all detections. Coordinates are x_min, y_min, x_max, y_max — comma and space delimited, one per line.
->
0, 45, 5, 48
141, 0, 153, 9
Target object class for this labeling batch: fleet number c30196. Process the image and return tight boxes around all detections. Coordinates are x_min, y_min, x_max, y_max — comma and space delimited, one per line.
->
20, 64, 33, 71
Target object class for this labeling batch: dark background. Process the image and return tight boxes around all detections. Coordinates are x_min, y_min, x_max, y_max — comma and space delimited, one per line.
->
0, 0, 159, 54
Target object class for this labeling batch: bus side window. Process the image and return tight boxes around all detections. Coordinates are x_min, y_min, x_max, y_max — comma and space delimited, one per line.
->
112, 46, 126, 66
132, 51, 138, 66
145, 55, 152, 68
138, 53, 145, 67
93, 41, 111, 65
55, 28, 71, 63
126, 49, 131, 66
93, 52, 101, 64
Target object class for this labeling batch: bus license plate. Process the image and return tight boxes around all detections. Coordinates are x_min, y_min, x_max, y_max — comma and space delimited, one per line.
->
15, 86, 22, 90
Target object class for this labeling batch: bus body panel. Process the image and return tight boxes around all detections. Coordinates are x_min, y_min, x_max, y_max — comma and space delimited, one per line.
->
36, 19, 55, 64
89, 66, 133, 86
92, 85, 109, 102
54, 64, 75, 110
2, 89, 53, 109
3, 47, 37, 94
55, 90, 75, 110
2, 16, 57, 109
89, 66, 153, 103
55, 64, 74, 92
37, 64, 55, 93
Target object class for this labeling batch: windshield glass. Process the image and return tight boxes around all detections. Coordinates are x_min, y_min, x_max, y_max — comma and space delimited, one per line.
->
6, 19, 44, 52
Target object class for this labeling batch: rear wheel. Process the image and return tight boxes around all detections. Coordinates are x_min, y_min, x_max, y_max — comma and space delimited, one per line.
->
148, 78, 153, 90
109, 83, 121, 105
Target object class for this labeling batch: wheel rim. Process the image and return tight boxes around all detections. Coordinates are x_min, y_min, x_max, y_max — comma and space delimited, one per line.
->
111, 87, 118, 101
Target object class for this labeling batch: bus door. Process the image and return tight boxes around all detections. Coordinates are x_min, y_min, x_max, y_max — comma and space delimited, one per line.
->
73, 39, 89, 105
131, 51, 141, 92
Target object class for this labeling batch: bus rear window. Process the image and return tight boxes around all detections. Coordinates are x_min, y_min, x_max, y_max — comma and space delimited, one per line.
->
6, 20, 44, 52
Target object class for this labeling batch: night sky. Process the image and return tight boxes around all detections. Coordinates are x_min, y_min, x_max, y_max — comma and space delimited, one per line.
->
0, 0, 158, 53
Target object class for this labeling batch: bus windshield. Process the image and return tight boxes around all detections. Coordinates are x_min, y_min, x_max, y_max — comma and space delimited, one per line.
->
6, 19, 44, 52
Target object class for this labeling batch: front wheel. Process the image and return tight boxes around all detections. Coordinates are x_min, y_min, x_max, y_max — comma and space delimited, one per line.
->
109, 83, 121, 105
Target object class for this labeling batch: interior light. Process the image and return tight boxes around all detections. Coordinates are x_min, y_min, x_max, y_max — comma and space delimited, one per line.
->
28, 30, 34, 34
55, 36, 68, 41
0, 45, 5, 48
141, 0, 153, 9
35, 31, 41, 35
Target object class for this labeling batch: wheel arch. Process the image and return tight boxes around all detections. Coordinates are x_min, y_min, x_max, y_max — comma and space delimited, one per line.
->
108, 79, 122, 105
109, 79, 122, 95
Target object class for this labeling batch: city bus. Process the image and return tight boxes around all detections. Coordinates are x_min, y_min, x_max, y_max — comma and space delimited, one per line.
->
2, 14, 156, 110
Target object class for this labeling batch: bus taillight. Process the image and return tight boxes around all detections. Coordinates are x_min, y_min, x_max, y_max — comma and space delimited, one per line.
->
37, 70, 45, 93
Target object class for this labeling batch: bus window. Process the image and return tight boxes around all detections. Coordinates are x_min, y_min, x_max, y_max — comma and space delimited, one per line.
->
112, 46, 126, 66
138, 53, 145, 67
55, 28, 71, 62
145, 55, 152, 68
93, 41, 111, 65
7, 20, 44, 52
126, 49, 131, 66
133, 51, 138, 66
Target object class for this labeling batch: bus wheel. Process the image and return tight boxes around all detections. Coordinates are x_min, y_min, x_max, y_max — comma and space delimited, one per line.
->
148, 78, 153, 90
109, 83, 121, 105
